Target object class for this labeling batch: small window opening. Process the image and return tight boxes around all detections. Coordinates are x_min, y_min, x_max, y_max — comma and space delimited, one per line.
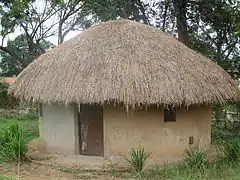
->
164, 107, 176, 122
189, 136, 194, 145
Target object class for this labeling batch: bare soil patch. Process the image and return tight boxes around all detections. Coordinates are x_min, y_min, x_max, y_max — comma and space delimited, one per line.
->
0, 162, 122, 180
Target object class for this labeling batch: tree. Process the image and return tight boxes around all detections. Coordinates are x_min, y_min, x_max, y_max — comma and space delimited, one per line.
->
1, 0, 240, 80
170, 0, 240, 79
188, 0, 240, 78
0, 34, 54, 76
0, 0, 93, 76
0, 0, 94, 46
54, 0, 93, 44
82, 0, 150, 24
0, 81, 19, 109
0, 0, 59, 61
172, 0, 189, 46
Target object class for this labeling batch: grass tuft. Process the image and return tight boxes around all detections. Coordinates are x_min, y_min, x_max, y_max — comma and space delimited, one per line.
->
124, 145, 151, 173
183, 148, 206, 169
223, 139, 240, 162
0, 114, 38, 162
0, 122, 27, 162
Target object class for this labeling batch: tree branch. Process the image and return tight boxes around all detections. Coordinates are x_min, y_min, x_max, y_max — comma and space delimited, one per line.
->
221, 40, 238, 56
196, 21, 217, 45
136, 0, 149, 24
0, 46, 11, 55
0, 46, 28, 67
162, 0, 170, 31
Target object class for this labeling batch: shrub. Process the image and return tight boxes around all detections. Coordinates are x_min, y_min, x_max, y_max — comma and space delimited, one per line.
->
223, 140, 240, 162
0, 122, 27, 162
124, 145, 151, 173
211, 124, 225, 143
184, 148, 206, 169
0, 82, 19, 109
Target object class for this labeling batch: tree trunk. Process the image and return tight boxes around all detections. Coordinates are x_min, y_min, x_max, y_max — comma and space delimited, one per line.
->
162, 0, 170, 31
58, 22, 64, 45
172, 0, 190, 46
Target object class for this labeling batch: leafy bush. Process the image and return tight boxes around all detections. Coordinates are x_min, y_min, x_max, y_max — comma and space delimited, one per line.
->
211, 124, 225, 143
222, 140, 240, 162
0, 122, 27, 161
184, 148, 206, 169
124, 145, 151, 173
0, 82, 19, 109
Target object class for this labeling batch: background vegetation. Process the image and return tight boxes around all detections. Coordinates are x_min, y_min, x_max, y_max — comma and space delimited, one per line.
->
0, 0, 240, 179
0, 0, 239, 79
0, 82, 19, 109
0, 114, 38, 162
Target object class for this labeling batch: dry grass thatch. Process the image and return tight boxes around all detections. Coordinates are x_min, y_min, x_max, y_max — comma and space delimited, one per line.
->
9, 20, 240, 107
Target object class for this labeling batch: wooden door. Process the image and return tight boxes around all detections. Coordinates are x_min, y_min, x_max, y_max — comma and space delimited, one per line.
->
79, 104, 103, 156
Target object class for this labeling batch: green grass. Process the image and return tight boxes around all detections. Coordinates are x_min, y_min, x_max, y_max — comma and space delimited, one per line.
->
0, 175, 34, 180
111, 139, 240, 179
0, 113, 39, 162
110, 162, 240, 180
0, 114, 39, 178
0, 114, 39, 142
1, 113, 240, 179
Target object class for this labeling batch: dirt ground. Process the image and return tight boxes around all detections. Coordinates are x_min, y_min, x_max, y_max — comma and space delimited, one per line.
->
0, 138, 130, 180
0, 162, 123, 180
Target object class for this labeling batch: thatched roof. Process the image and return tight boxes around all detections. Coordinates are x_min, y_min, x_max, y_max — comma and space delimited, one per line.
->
9, 20, 240, 107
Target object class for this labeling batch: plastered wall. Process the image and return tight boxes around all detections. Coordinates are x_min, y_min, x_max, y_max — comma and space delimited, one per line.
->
39, 103, 212, 165
104, 105, 212, 164
41, 104, 78, 154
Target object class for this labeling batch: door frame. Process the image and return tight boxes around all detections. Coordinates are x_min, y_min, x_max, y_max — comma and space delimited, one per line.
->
77, 103, 104, 156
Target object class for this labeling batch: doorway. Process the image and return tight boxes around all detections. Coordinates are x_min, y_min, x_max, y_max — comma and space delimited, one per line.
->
78, 104, 104, 156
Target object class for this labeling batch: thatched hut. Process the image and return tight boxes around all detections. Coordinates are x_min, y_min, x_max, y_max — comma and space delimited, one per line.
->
9, 20, 240, 165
